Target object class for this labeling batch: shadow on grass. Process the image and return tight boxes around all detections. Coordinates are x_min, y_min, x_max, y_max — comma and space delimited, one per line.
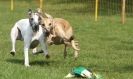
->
121, 40, 133, 45
6, 58, 58, 66
88, 64, 133, 73
113, 40, 133, 51
99, 36, 119, 41
121, 65, 133, 73
109, 65, 133, 73
6, 58, 24, 65
113, 45, 133, 50
30, 60, 50, 66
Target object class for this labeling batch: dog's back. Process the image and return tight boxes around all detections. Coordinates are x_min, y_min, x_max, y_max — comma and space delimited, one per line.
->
53, 18, 73, 40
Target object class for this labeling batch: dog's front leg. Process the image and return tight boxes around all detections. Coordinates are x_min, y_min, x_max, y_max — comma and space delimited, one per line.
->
47, 34, 54, 45
39, 35, 50, 58
40, 41, 50, 58
24, 37, 31, 67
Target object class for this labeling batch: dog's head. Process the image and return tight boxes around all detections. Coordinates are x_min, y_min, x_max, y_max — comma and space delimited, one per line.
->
28, 9, 42, 32
41, 13, 54, 34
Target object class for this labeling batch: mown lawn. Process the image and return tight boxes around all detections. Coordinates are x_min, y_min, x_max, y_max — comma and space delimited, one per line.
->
0, 0, 133, 79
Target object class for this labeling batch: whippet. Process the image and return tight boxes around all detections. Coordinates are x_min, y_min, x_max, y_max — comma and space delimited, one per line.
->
42, 13, 80, 59
10, 9, 49, 67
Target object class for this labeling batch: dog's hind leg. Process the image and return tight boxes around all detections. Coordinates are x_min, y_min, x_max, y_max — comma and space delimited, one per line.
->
64, 44, 67, 59
10, 26, 19, 56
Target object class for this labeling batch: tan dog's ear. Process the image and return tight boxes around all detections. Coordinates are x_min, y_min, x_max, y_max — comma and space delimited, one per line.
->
45, 13, 53, 19
36, 8, 43, 14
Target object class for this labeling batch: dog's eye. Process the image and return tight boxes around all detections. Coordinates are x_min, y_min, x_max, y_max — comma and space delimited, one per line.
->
49, 23, 52, 26
42, 24, 45, 26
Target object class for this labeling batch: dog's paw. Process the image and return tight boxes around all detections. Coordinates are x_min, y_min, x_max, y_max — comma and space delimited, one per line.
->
47, 40, 53, 45
10, 51, 15, 56
30, 40, 39, 49
33, 50, 43, 55
25, 65, 30, 67
46, 54, 50, 59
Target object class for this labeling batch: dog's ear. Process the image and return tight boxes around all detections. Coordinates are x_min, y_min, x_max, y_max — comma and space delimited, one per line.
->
45, 13, 53, 19
28, 9, 32, 17
36, 8, 43, 14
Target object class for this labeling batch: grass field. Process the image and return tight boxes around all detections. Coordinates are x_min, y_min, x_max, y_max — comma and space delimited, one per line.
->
0, 0, 133, 79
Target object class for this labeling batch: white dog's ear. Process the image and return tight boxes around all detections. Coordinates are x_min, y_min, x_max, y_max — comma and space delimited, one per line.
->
28, 9, 32, 15
45, 13, 53, 19
28, 9, 33, 18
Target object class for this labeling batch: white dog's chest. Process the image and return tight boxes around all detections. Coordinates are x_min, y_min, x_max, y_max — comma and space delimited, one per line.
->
17, 19, 45, 49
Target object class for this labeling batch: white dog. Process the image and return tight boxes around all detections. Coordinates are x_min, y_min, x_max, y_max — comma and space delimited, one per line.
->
10, 9, 49, 67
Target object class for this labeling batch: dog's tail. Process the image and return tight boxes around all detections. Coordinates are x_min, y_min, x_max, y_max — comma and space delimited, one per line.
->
70, 36, 80, 51
71, 40, 80, 51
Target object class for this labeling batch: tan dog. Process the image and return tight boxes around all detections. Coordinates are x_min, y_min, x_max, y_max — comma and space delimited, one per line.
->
42, 13, 80, 59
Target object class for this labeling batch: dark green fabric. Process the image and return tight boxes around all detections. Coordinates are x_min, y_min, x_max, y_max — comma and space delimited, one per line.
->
72, 66, 86, 76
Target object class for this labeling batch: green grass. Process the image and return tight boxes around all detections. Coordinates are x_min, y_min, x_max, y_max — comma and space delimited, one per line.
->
0, 0, 133, 79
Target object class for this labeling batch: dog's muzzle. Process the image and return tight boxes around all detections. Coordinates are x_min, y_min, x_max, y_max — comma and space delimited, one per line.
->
30, 22, 40, 32
42, 27, 50, 37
